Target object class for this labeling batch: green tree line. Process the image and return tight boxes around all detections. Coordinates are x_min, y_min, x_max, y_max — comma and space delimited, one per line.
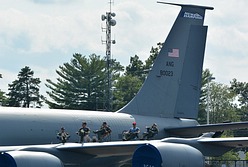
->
0, 43, 248, 126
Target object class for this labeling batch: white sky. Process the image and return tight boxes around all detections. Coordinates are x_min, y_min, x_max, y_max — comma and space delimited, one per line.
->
0, 0, 248, 99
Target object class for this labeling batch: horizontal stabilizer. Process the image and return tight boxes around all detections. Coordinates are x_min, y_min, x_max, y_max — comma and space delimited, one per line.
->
162, 136, 248, 157
198, 137, 248, 148
164, 121, 248, 137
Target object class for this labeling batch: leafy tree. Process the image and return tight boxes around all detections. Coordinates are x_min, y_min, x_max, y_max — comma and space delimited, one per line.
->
203, 81, 238, 124
125, 43, 162, 83
125, 55, 144, 80
144, 42, 163, 71
7, 66, 43, 108
113, 75, 142, 110
230, 79, 248, 137
111, 54, 144, 111
209, 83, 238, 124
245, 152, 248, 160
211, 150, 240, 163
230, 79, 248, 121
197, 69, 238, 124
230, 79, 248, 106
197, 69, 213, 124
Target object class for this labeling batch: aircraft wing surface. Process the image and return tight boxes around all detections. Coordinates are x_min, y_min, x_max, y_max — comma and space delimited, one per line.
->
0, 141, 150, 167
165, 121, 248, 137
58, 138, 248, 157
2, 138, 248, 166
56, 140, 148, 155
0, 141, 149, 157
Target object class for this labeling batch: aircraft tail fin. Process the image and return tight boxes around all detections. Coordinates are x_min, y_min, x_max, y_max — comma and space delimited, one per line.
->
118, 3, 213, 119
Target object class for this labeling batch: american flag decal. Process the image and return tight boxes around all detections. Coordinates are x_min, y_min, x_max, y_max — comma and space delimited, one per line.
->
168, 49, 179, 58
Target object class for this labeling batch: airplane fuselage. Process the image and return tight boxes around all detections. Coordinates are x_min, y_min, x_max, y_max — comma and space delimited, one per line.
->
0, 107, 198, 146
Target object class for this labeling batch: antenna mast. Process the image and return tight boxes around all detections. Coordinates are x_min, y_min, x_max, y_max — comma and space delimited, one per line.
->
101, 0, 116, 112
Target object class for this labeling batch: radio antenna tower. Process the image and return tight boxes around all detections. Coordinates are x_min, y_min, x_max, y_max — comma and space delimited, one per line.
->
101, 0, 116, 112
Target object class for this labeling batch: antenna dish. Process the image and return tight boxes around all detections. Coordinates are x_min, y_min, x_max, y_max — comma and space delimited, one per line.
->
111, 13, 116, 17
110, 19, 116, 26
101, 15, 106, 21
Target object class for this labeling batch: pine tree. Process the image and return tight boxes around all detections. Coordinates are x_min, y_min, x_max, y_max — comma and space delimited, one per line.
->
7, 66, 43, 108
46, 53, 104, 110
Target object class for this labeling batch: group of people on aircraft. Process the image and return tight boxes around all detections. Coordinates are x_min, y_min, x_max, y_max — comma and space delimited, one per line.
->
122, 122, 159, 141
76, 121, 112, 143
57, 121, 158, 143
58, 121, 112, 143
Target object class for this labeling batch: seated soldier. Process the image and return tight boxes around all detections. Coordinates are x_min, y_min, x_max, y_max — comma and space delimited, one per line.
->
76, 122, 91, 143
123, 122, 140, 141
93, 122, 112, 142
57, 127, 70, 144
142, 123, 159, 140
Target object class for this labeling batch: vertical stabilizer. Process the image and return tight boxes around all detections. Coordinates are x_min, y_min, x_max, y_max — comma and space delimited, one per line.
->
118, 3, 213, 119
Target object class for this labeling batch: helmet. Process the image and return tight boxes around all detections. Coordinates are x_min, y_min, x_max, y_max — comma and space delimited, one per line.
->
132, 122, 136, 125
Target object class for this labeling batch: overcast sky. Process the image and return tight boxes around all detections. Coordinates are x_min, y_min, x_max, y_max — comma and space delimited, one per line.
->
0, 0, 247, 99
